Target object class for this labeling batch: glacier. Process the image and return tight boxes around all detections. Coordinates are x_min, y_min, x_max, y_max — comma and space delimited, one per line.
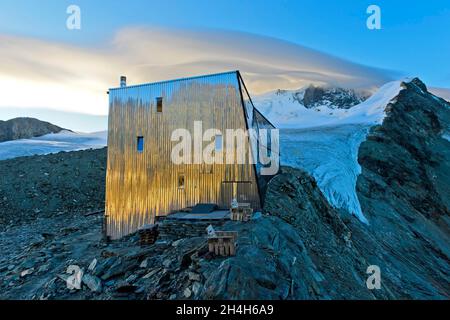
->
279, 125, 370, 223
255, 81, 404, 223
0, 130, 107, 161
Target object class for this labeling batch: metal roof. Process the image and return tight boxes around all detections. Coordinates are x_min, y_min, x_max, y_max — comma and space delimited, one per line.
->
109, 70, 239, 91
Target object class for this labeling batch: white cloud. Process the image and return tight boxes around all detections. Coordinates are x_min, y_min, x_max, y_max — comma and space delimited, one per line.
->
112, 27, 394, 91
0, 27, 407, 115
430, 87, 450, 102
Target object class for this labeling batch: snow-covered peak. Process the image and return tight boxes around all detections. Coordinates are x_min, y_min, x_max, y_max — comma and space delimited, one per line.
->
253, 81, 404, 129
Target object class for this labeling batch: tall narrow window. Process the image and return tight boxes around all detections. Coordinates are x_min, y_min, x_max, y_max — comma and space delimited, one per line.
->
215, 134, 223, 152
137, 136, 144, 153
156, 97, 163, 113
178, 174, 185, 189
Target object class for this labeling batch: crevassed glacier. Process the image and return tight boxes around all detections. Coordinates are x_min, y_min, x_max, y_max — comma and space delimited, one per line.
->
280, 125, 370, 223
256, 81, 404, 223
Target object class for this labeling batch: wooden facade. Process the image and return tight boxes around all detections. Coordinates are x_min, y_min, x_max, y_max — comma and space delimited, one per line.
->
105, 71, 275, 239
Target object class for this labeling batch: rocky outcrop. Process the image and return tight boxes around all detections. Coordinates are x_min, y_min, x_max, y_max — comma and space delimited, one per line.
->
263, 162, 449, 299
302, 86, 367, 109
353, 78, 450, 299
263, 167, 389, 299
0, 208, 333, 300
0, 118, 65, 143
0, 159, 448, 299
262, 80, 450, 299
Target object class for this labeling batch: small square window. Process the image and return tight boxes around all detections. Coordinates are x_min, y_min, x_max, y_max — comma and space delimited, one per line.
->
137, 136, 144, 153
156, 97, 163, 113
178, 174, 185, 189
215, 135, 223, 152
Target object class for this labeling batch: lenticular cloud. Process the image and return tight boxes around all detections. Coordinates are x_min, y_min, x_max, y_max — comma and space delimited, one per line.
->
0, 26, 395, 115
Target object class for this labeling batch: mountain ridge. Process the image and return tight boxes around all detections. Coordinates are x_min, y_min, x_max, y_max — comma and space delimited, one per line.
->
0, 78, 448, 299
0, 117, 66, 143
253, 82, 400, 129
302, 85, 369, 109
352, 77, 450, 298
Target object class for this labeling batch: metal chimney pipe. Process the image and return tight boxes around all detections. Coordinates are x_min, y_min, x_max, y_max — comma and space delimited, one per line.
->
120, 76, 127, 88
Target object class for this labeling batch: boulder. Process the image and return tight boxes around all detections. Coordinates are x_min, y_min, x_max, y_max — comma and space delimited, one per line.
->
82, 274, 102, 292
100, 257, 138, 280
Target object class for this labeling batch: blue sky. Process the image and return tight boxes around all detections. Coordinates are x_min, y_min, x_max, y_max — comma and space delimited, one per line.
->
0, 0, 449, 131
1, 0, 448, 86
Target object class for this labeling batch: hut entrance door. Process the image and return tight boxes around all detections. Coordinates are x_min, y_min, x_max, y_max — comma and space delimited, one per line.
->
192, 171, 200, 206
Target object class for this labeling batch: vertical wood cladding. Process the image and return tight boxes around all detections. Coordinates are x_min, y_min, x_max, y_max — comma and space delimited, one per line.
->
105, 72, 264, 239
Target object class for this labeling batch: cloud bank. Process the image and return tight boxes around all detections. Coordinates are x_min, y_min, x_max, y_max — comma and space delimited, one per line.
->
429, 87, 450, 102
0, 26, 405, 115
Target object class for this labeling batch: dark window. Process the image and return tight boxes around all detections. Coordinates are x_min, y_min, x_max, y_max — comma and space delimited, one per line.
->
178, 174, 185, 189
156, 97, 163, 113
137, 136, 144, 153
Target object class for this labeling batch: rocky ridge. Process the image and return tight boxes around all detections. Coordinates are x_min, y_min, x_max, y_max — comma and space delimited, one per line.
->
0, 117, 65, 143
353, 78, 450, 298
302, 85, 368, 109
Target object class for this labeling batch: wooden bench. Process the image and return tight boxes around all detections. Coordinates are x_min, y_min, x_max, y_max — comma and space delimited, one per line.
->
207, 231, 238, 256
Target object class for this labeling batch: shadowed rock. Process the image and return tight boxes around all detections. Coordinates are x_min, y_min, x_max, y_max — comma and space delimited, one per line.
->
0, 117, 65, 142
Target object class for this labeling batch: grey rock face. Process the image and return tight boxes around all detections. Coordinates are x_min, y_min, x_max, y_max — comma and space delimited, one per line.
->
302, 86, 367, 109
263, 167, 382, 299
354, 78, 450, 299
202, 216, 331, 300
82, 274, 102, 292
0, 118, 65, 143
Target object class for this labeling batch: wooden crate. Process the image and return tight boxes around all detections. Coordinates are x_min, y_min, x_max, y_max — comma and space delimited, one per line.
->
230, 203, 253, 222
207, 231, 238, 256
138, 224, 159, 246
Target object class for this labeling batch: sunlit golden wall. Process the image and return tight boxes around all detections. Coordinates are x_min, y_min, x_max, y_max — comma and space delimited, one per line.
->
105, 72, 261, 239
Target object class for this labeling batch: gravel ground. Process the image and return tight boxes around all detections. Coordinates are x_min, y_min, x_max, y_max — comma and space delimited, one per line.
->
0, 148, 106, 228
